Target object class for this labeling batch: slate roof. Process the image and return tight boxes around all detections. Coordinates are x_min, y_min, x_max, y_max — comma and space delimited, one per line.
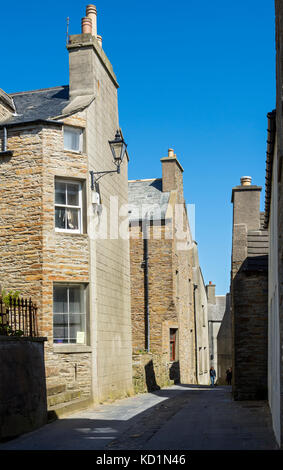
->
207, 296, 227, 322
0, 86, 70, 126
128, 178, 170, 222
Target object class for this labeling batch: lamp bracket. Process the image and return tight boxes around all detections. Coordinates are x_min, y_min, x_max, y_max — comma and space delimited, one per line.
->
90, 168, 120, 189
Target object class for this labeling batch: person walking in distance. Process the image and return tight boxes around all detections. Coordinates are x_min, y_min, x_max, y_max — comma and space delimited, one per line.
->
226, 367, 232, 385
210, 366, 216, 386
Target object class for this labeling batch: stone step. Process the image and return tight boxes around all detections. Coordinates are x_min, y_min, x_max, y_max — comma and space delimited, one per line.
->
48, 396, 93, 422
46, 383, 66, 397
47, 389, 81, 408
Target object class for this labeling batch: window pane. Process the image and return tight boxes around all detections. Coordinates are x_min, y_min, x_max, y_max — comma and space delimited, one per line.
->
53, 285, 86, 344
67, 208, 79, 230
55, 181, 66, 205
64, 128, 81, 152
170, 329, 176, 340
55, 207, 66, 229
69, 286, 84, 313
170, 342, 174, 361
53, 314, 68, 343
67, 183, 79, 206
53, 286, 68, 313
69, 314, 86, 344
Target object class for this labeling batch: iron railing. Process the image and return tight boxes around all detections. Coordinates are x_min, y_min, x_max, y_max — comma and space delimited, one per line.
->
0, 296, 38, 337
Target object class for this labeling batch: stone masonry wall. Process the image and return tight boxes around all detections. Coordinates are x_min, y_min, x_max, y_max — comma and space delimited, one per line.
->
231, 183, 268, 401
0, 95, 132, 405
130, 199, 196, 387
0, 122, 93, 403
0, 125, 44, 299
132, 352, 174, 394
41, 119, 92, 400
130, 224, 177, 352
217, 300, 232, 385
232, 270, 268, 399
0, 337, 47, 440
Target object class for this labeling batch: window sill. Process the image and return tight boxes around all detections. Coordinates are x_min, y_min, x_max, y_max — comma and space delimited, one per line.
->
53, 344, 92, 354
63, 149, 86, 156
55, 230, 87, 237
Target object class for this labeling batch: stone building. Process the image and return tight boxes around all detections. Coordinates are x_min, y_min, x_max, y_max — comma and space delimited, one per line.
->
216, 293, 232, 385
192, 244, 210, 385
0, 5, 133, 416
263, 0, 283, 447
206, 282, 228, 380
129, 149, 209, 391
230, 176, 268, 400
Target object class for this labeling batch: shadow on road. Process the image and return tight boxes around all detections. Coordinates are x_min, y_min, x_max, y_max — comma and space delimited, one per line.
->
0, 385, 278, 451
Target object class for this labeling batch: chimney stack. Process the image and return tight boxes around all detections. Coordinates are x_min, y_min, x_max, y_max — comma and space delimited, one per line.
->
206, 282, 216, 304
160, 148, 184, 192
67, 5, 116, 101
231, 176, 261, 231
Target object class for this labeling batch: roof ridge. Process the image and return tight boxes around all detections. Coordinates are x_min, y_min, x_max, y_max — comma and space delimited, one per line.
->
129, 178, 162, 183
10, 85, 69, 96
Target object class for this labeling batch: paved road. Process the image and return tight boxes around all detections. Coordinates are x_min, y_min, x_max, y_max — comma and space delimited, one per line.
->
0, 385, 278, 450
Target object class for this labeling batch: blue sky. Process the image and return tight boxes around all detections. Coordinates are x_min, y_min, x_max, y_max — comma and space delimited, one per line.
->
0, 1, 275, 294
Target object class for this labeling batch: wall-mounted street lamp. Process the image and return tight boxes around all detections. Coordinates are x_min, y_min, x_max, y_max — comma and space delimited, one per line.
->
90, 129, 127, 190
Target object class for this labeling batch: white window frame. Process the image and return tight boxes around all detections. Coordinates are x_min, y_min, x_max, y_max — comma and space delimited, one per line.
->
53, 283, 87, 345
63, 126, 83, 153
55, 178, 83, 234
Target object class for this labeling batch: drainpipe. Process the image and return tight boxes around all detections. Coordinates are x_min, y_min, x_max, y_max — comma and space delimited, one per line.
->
143, 216, 150, 352
2, 127, 7, 152
193, 284, 199, 384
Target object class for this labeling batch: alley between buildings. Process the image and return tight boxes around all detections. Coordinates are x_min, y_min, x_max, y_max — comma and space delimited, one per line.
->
0, 385, 277, 451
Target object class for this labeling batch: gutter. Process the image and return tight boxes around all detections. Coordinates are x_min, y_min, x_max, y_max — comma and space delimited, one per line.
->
0, 119, 64, 130
2, 126, 7, 151
264, 110, 276, 229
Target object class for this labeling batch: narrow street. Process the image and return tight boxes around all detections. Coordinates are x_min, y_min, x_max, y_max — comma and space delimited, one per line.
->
0, 385, 278, 451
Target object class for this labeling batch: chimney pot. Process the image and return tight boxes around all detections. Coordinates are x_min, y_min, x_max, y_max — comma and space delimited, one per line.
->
240, 176, 252, 186
168, 148, 174, 158
86, 4, 97, 37
81, 16, 92, 34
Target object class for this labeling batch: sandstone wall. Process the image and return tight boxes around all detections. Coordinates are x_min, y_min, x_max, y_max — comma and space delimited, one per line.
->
132, 352, 174, 393
130, 204, 196, 386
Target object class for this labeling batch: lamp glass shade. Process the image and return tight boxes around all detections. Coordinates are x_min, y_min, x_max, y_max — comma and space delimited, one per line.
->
109, 130, 127, 166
